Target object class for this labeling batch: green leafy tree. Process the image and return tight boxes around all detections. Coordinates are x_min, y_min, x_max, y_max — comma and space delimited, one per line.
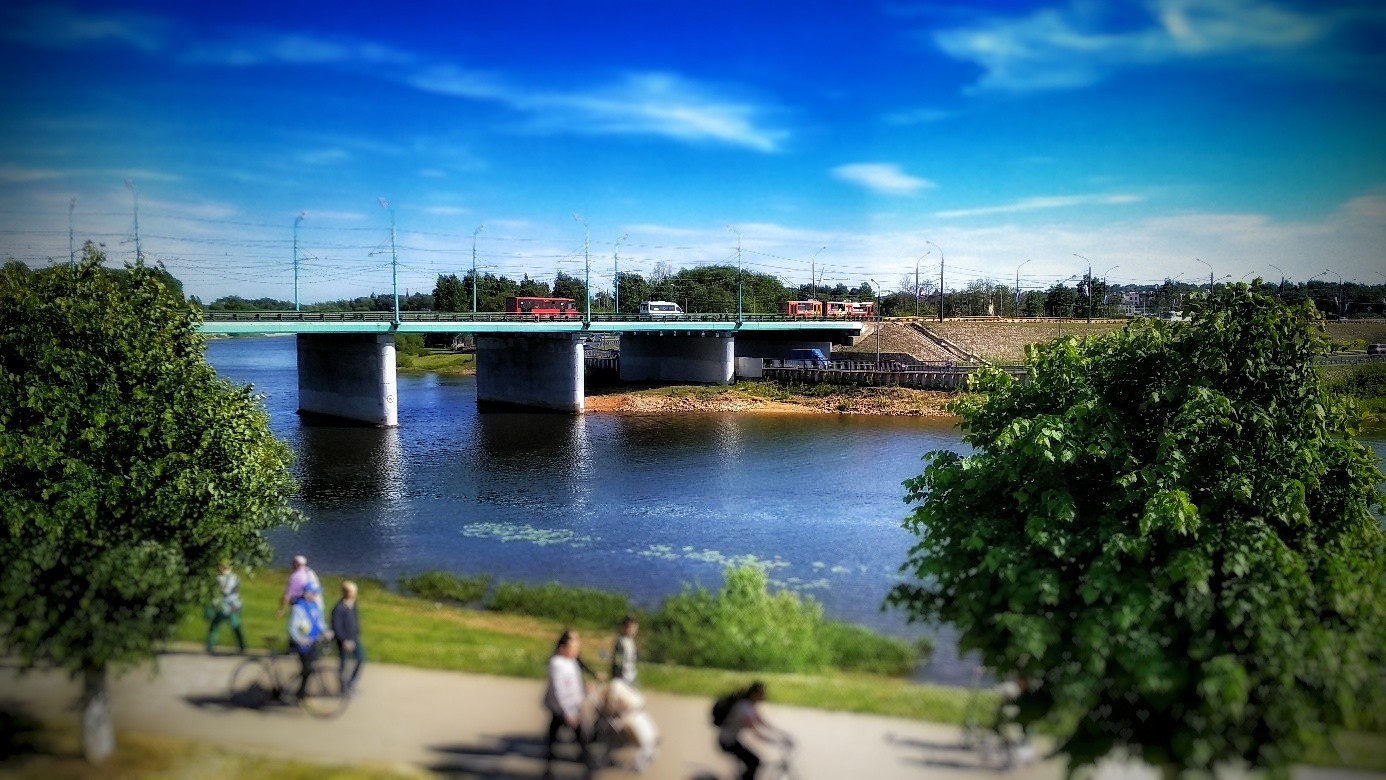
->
0, 246, 300, 762
616, 272, 650, 314
433, 273, 467, 312
889, 284, 1385, 774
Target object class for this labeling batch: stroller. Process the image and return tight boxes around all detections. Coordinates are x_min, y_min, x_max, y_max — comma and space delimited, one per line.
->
591, 678, 660, 772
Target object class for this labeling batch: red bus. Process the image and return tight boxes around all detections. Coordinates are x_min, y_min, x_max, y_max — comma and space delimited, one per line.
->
504, 296, 581, 318
780, 300, 823, 318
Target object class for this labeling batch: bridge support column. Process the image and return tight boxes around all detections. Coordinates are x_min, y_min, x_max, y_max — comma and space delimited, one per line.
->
296, 333, 398, 426
620, 333, 734, 384
476, 333, 584, 412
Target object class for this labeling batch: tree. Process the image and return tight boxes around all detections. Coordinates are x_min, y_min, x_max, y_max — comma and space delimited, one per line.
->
616, 272, 650, 314
433, 273, 466, 312
888, 284, 1385, 775
552, 271, 587, 305
0, 245, 300, 762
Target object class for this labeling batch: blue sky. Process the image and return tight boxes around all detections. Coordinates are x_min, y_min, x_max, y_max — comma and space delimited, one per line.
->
1, 0, 1383, 303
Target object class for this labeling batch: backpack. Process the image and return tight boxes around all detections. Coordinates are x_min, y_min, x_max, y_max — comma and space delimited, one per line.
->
711, 691, 741, 727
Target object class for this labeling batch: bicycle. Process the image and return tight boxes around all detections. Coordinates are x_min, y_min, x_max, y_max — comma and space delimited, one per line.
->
762, 741, 798, 780
959, 667, 1025, 770
228, 635, 349, 719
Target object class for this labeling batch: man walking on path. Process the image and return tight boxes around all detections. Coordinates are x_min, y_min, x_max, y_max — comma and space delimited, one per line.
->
205, 561, 245, 654
331, 580, 364, 696
544, 629, 592, 775
611, 615, 639, 686
287, 582, 327, 699
278, 553, 320, 618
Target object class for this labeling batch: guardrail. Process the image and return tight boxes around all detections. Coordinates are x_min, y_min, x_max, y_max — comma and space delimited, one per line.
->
1317, 354, 1386, 365
201, 310, 878, 324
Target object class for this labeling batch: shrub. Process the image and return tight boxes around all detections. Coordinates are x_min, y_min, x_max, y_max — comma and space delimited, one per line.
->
646, 566, 828, 673
394, 333, 427, 358
819, 621, 926, 676
398, 571, 491, 605
487, 580, 631, 627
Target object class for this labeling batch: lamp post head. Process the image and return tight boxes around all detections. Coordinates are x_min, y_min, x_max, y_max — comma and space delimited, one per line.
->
377, 197, 389, 210
474, 224, 485, 236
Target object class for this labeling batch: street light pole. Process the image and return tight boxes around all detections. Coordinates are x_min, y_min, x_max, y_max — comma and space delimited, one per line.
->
573, 214, 590, 326
69, 196, 76, 267
294, 212, 305, 312
125, 179, 142, 262
1073, 253, 1093, 323
810, 245, 825, 301
471, 224, 484, 314
870, 278, 881, 365
926, 240, 943, 321
727, 225, 742, 323
1014, 258, 1032, 318
378, 197, 399, 324
1195, 257, 1213, 291
915, 251, 930, 317
613, 232, 627, 315
1268, 264, 1285, 296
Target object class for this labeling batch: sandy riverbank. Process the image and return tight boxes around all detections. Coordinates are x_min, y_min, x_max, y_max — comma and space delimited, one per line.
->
584, 384, 960, 416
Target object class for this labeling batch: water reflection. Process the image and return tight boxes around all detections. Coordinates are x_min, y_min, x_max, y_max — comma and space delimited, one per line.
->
295, 424, 405, 510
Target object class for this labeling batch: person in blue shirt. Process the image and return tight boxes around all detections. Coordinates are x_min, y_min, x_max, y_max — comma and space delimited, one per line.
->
287, 582, 327, 699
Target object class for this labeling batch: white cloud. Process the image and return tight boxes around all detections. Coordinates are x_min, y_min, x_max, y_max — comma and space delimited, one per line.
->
300, 148, 352, 166
0, 166, 180, 183
422, 206, 472, 216
934, 0, 1351, 92
883, 107, 957, 125
936, 193, 1142, 218
299, 210, 367, 222
832, 163, 935, 196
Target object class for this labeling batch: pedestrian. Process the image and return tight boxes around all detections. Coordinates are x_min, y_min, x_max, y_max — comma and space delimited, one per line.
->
610, 615, 639, 686
277, 553, 320, 618
717, 681, 792, 780
287, 581, 327, 699
544, 629, 592, 775
205, 561, 245, 654
331, 580, 364, 696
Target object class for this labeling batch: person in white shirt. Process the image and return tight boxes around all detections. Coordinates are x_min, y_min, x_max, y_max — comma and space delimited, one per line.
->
718, 681, 792, 780
610, 615, 639, 685
544, 629, 592, 773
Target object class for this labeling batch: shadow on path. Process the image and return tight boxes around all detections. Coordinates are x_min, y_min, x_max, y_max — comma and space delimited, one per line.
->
427, 732, 592, 779
0, 700, 49, 762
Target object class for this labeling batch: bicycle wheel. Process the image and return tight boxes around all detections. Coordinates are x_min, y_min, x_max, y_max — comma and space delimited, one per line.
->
229, 658, 277, 709
299, 664, 347, 719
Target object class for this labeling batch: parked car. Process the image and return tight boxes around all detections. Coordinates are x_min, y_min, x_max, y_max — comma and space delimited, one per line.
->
784, 348, 830, 368
1368, 343, 1386, 355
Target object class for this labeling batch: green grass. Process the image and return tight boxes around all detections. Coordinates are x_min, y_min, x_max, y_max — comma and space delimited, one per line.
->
487, 580, 633, 627
396, 351, 474, 375
398, 571, 491, 605
176, 568, 1386, 771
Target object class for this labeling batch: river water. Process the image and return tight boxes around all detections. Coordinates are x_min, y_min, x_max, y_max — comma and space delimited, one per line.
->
205, 336, 1386, 684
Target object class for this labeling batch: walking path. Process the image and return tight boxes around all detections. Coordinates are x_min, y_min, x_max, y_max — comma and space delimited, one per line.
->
0, 652, 1373, 779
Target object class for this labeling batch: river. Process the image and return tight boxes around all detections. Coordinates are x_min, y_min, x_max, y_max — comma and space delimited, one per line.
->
204, 336, 1386, 685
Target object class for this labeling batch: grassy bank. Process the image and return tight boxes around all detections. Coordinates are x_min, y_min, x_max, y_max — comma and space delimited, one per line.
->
180, 568, 966, 723
586, 380, 958, 415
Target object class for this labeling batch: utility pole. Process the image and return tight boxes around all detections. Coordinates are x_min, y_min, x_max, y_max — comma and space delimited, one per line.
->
1268, 264, 1285, 296
728, 225, 742, 323
573, 214, 590, 325
1014, 258, 1032, 318
926, 240, 943, 321
613, 232, 628, 315
293, 212, 305, 311
870, 279, 881, 365
68, 196, 76, 266
472, 224, 484, 314
125, 180, 142, 262
378, 198, 399, 324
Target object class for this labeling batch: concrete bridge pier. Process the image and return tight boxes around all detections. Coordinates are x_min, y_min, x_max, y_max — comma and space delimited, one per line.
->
296, 333, 398, 426
620, 333, 735, 384
476, 333, 585, 412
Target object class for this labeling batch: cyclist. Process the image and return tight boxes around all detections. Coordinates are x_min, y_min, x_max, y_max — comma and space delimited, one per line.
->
718, 681, 792, 780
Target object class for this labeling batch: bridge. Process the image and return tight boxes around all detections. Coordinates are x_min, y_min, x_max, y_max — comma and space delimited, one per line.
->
200, 311, 864, 424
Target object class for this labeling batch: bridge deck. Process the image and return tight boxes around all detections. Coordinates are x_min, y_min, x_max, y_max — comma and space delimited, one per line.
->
199, 311, 866, 336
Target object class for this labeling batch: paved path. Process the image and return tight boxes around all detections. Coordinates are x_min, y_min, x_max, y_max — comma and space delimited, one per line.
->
0, 653, 1374, 779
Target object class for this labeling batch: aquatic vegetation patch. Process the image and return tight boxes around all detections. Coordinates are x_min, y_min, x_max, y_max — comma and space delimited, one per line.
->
462, 522, 596, 548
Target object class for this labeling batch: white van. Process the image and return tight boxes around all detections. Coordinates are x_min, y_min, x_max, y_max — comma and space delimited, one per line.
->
640, 301, 684, 316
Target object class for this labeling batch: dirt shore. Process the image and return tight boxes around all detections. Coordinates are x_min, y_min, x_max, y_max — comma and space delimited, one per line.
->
584, 384, 959, 416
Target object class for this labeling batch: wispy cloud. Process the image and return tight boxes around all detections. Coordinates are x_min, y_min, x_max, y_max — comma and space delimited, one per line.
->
0, 165, 180, 183
935, 193, 1142, 218
299, 210, 367, 222
933, 0, 1358, 92
883, 107, 957, 125
184, 33, 416, 68
832, 163, 935, 196
3, 3, 170, 53
421, 205, 472, 217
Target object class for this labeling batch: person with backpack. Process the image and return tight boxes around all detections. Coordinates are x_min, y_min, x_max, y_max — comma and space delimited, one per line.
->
205, 561, 245, 654
713, 681, 792, 780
